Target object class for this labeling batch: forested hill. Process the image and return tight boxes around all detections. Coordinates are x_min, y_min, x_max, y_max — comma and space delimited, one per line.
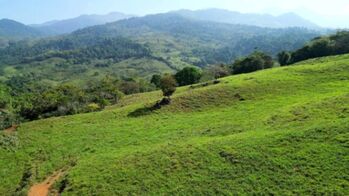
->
74, 13, 320, 64
0, 19, 43, 48
31, 12, 134, 35
278, 31, 349, 65
172, 9, 320, 29
0, 13, 321, 85
0, 19, 42, 38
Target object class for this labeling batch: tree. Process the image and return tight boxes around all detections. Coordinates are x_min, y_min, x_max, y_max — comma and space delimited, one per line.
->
120, 81, 140, 95
160, 74, 177, 98
150, 74, 161, 88
202, 64, 231, 81
278, 51, 291, 66
175, 67, 202, 86
232, 51, 274, 74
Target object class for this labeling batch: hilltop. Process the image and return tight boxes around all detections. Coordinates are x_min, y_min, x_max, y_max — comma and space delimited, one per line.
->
173, 9, 320, 29
0, 54, 348, 195
31, 12, 134, 35
0, 19, 42, 38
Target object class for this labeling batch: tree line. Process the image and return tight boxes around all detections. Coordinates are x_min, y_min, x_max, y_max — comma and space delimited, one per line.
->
278, 31, 349, 66
0, 74, 156, 130
2, 31, 348, 130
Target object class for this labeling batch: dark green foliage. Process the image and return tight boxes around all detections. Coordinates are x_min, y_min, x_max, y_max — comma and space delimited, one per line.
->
0, 69, 158, 126
287, 31, 349, 64
160, 74, 177, 97
0, 75, 125, 122
278, 51, 292, 66
175, 67, 202, 86
0, 37, 151, 65
0, 13, 320, 75
0, 84, 16, 130
150, 74, 162, 88
0, 111, 16, 130
232, 51, 274, 74
0, 85, 9, 109
86, 76, 123, 106
16, 84, 86, 120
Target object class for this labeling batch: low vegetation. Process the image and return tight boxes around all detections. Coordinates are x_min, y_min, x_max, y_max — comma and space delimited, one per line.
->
0, 54, 348, 195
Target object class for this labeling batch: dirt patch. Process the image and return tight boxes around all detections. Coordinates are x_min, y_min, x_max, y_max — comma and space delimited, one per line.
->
4, 125, 18, 134
28, 169, 65, 196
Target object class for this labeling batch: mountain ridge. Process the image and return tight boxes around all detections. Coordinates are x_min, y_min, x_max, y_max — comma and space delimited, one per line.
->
172, 8, 320, 29
0, 18, 42, 38
30, 12, 135, 35
0, 13, 321, 85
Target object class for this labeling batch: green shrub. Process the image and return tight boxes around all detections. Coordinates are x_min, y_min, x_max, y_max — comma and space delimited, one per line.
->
87, 103, 101, 112
160, 74, 177, 98
175, 67, 202, 86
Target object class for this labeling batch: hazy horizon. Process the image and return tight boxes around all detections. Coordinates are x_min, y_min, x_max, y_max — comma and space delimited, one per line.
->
0, 0, 349, 28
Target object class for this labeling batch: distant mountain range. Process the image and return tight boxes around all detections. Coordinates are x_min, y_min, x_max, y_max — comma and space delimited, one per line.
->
0, 19, 42, 38
0, 12, 321, 76
0, 9, 322, 40
173, 9, 320, 29
30, 12, 134, 35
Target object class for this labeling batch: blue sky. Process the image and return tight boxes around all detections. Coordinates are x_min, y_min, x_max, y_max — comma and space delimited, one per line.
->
1, 0, 348, 27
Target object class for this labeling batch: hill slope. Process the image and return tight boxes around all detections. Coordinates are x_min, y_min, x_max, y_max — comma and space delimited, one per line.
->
174, 9, 320, 29
0, 14, 320, 84
32, 12, 134, 35
1, 54, 348, 195
0, 19, 41, 38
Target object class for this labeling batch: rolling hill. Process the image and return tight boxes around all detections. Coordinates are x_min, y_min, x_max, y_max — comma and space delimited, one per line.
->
173, 9, 320, 29
31, 12, 134, 35
0, 54, 348, 195
0, 13, 321, 84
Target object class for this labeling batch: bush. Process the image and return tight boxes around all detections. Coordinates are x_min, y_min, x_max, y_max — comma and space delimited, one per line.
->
160, 74, 177, 98
175, 67, 202, 86
86, 103, 101, 112
0, 110, 16, 130
120, 81, 140, 95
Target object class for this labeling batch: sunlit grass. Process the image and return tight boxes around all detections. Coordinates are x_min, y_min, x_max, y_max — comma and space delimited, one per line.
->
0, 54, 348, 195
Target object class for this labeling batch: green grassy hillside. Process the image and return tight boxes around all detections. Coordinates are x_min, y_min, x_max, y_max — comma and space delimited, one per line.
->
1, 54, 348, 195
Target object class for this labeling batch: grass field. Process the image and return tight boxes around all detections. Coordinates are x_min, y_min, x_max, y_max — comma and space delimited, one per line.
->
0, 54, 348, 195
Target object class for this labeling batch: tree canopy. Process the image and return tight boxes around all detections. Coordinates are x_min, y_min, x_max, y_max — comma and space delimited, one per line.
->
175, 67, 202, 86
232, 51, 274, 74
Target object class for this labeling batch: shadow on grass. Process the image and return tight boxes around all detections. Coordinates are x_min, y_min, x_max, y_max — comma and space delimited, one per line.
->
128, 98, 171, 117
